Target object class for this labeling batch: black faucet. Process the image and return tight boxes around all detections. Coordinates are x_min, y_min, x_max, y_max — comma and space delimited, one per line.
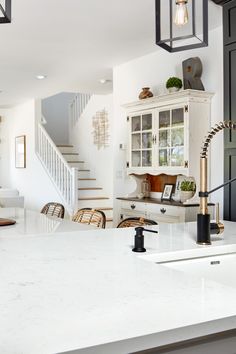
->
197, 177, 236, 244
132, 227, 158, 253
197, 121, 236, 245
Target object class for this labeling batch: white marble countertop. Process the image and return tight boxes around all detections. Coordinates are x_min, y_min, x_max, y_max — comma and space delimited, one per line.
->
1, 220, 236, 354
0, 208, 94, 237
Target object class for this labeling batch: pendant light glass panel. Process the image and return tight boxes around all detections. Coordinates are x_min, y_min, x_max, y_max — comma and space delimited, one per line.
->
156, 0, 208, 52
0, 0, 11, 23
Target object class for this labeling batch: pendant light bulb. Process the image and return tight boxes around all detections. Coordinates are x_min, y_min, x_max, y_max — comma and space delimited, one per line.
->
174, 0, 188, 26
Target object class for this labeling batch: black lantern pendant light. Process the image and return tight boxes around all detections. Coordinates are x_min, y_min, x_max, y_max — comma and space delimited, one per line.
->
156, 0, 208, 52
0, 0, 11, 23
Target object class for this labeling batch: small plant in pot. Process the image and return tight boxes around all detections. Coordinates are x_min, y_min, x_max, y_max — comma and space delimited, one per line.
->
166, 77, 183, 93
180, 180, 196, 203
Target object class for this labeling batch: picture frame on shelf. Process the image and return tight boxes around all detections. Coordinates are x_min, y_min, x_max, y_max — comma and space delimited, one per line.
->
15, 135, 26, 168
161, 183, 175, 201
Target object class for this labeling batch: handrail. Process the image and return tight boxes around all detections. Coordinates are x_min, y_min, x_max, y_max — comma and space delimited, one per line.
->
69, 93, 92, 127
35, 121, 78, 215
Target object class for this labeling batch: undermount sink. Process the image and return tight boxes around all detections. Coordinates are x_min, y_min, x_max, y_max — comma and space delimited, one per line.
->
161, 253, 236, 288
141, 244, 236, 263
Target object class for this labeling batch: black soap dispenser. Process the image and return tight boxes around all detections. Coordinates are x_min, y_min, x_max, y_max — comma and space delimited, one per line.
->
132, 227, 158, 253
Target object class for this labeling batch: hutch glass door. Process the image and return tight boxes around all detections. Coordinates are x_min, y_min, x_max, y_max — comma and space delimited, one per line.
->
130, 112, 153, 168
158, 107, 185, 168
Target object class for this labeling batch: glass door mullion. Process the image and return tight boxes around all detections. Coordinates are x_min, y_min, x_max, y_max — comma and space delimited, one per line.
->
141, 112, 153, 167
171, 106, 185, 168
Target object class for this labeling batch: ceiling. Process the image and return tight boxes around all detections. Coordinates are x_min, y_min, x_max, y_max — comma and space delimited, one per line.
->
0, 0, 222, 107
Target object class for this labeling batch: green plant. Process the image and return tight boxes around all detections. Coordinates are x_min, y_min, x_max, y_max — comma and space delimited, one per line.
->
166, 77, 183, 89
180, 180, 196, 192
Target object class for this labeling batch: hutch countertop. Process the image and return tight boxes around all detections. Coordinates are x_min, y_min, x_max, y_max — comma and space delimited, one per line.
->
117, 196, 214, 208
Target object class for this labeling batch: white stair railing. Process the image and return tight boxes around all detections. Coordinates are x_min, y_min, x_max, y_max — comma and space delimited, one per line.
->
36, 121, 78, 215
69, 93, 92, 127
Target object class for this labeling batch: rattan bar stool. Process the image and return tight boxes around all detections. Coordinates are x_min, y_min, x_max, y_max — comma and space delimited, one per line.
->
117, 217, 157, 228
41, 202, 65, 219
72, 208, 106, 228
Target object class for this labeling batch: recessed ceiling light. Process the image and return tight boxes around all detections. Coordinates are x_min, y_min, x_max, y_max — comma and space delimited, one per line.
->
36, 75, 47, 80
99, 79, 112, 84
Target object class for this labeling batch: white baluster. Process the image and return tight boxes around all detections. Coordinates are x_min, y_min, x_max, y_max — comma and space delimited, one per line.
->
79, 94, 82, 118
73, 97, 76, 125
75, 94, 78, 122
36, 120, 81, 214
71, 167, 78, 213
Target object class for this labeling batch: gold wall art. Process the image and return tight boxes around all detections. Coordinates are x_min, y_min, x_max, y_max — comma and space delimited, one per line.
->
92, 109, 109, 149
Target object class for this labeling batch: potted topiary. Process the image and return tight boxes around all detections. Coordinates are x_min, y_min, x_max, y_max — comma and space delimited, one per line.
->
180, 180, 196, 203
166, 77, 183, 93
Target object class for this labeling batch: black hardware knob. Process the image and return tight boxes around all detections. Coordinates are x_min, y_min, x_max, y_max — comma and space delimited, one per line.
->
132, 227, 158, 253
131, 204, 136, 210
160, 208, 166, 214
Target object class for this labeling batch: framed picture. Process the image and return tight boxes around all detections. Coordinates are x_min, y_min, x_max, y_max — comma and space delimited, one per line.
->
161, 183, 175, 201
15, 135, 26, 168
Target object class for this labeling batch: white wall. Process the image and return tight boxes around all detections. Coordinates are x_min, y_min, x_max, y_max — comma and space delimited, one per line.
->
0, 100, 65, 211
42, 92, 75, 145
113, 25, 224, 212
0, 26, 224, 219
70, 94, 113, 202
0, 109, 11, 188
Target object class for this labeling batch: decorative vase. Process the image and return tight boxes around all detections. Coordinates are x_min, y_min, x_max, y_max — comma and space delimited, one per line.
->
139, 87, 153, 100
180, 191, 194, 203
141, 177, 151, 198
168, 87, 180, 93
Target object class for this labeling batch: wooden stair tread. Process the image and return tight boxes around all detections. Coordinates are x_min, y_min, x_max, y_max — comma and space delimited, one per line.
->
78, 178, 96, 181
106, 218, 113, 222
78, 197, 109, 200
62, 153, 79, 155
68, 161, 84, 163
96, 207, 113, 211
57, 144, 74, 148
78, 187, 102, 190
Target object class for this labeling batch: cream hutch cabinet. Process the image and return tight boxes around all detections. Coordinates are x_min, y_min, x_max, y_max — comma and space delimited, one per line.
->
117, 90, 214, 224
124, 89, 214, 181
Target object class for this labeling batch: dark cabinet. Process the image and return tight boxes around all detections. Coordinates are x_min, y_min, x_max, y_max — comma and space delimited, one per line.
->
224, 150, 236, 220
223, 1, 236, 45
224, 43, 236, 146
224, 0, 236, 220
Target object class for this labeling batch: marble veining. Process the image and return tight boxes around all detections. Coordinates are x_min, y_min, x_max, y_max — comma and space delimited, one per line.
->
0, 214, 236, 354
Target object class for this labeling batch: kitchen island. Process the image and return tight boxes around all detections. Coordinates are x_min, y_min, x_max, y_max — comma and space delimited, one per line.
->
0, 208, 94, 237
1, 221, 236, 354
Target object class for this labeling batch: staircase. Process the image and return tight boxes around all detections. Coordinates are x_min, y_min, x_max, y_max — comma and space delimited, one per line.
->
57, 144, 113, 226
36, 122, 78, 215
36, 93, 113, 226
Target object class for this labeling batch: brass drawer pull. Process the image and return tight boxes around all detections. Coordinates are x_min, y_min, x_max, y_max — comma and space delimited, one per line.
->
160, 208, 166, 214
131, 204, 136, 210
